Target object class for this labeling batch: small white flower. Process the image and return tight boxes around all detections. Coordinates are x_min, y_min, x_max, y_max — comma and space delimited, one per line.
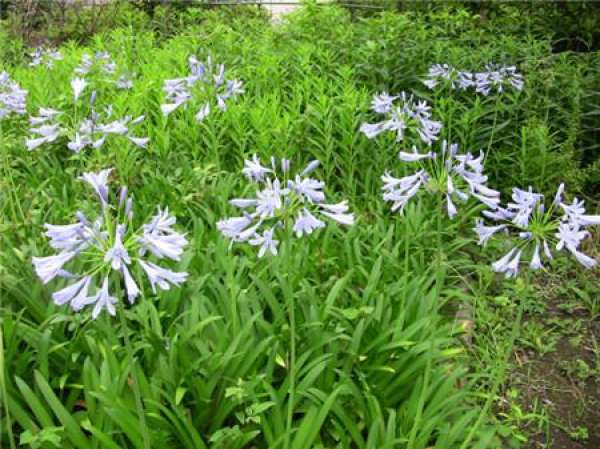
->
399, 147, 435, 162
122, 265, 140, 304
243, 154, 272, 182
492, 248, 521, 278
91, 277, 117, 319
52, 276, 91, 307
249, 228, 279, 257
195, 103, 210, 122
104, 226, 131, 270
293, 209, 325, 237
80, 168, 112, 207
530, 243, 543, 270
32, 252, 76, 284
139, 260, 188, 293
71, 77, 87, 101
289, 176, 325, 203
473, 219, 506, 246
300, 160, 321, 176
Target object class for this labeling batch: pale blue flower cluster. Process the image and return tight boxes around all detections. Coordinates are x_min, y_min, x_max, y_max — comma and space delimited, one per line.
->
26, 84, 149, 152
360, 91, 442, 145
32, 168, 188, 318
161, 55, 244, 122
381, 141, 500, 216
75, 51, 133, 90
26, 107, 63, 150
424, 63, 524, 95
475, 184, 600, 277
29, 47, 63, 68
76, 51, 117, 76
68, 104, 149, 153
423, 64, 474, 90
218, 156, 354, 257
0, 71, 27, 119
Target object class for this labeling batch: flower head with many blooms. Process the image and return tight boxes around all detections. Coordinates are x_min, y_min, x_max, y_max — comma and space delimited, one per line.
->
381, 141, 500, 217
161, 55, 244, 122
32, 168, 189, 318
74, 51, 133, 90
29, 47, 63, 68
360, 91, 442, 145
423, 64, 474, 90
75, 51, 116, 76
474, 64, 524, 96
26, 86, 149, 152
475, 184, 599, 278
0, 71, 27, 119
218, 156, 354, 256
423, 63, 523, 96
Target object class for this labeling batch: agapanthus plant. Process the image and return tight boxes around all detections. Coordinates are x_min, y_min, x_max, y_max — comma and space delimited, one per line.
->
0, 71, 27, 119
423, 63, 523, 96
475, 184, 599, 278
423, 64, 474, 90
360, 91, 442, 145
218, 156, 354, 256
32, 168, 188, 318
161, 55, 244, 122
26, 86, 149, 152
29, 47, 63, 68
74, 51, 134, 90
381, 141, 500, 217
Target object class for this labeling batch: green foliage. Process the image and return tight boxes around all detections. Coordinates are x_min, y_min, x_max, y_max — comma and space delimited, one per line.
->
1, 4, 599, 449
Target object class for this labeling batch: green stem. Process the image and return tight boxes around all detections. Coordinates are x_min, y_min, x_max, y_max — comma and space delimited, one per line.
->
486, 96, 501, 178
435, 196, 444, 298
118, 304, 151, 449
404, 218, 410, 300
284, 233, 295, 449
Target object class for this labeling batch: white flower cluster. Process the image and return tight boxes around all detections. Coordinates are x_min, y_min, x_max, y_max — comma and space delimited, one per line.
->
161, 55, 244, 122
32, 168, 188, 318
382, 141, 500, 216
218, 156, 354, 257
0, 71, 27, 119
475, 184, 600, 277
424, 63, 524, 95
360, 92, 442, 145
29, 47, 63, 68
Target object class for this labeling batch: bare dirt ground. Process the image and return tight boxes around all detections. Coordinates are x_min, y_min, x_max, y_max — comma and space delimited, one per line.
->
510, 297, 600, 448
